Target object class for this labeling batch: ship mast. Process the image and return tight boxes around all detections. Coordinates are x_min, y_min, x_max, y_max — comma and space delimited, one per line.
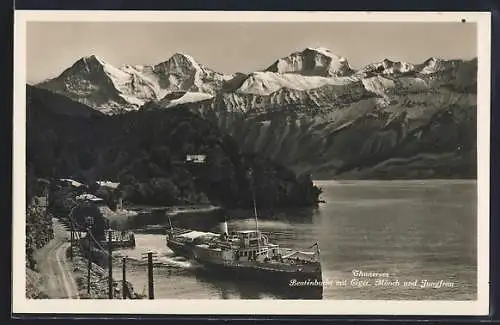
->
167, 214, 174, 236
249, 168, 259, 232
249, 168, 261, 254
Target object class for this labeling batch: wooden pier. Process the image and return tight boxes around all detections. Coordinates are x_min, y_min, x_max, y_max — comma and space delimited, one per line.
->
99, 229, 136, 249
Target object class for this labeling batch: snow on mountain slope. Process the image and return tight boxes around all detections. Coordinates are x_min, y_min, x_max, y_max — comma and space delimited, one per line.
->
216, 80, 371, 114
37, 48, 476, 117
416, 57, 452, 75
265, 47, 354, 77
152, 53, 231, 95
157, 91, 214, 108
204, 88, 477, 180
146, 77, 372, 116
37, 55, 150, 114
236, 71, 358, 95
361, 75, 431, 98
119, 64, 164, 99
356, 58, 415, 77
397, 77, 429, 92
361, 76, 397, 97
37, 53, 232, 114
37, 55, 157, 114
35, 47, 477, 179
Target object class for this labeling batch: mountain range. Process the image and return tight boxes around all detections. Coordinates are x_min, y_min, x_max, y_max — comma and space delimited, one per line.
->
34, 47, 477, 179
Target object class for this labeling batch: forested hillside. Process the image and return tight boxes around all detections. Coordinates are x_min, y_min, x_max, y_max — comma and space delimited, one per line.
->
27, 85, 321, 209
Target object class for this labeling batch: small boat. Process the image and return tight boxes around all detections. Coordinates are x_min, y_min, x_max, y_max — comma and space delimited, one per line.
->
165, 170, 323, 299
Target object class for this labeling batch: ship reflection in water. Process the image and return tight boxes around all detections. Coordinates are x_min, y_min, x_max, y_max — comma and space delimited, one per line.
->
114, 180, 477, 300
192, 266, 322, 300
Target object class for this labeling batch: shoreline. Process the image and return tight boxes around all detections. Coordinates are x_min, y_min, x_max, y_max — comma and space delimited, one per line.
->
313, 178, 477, 184
67, 245, 144, 299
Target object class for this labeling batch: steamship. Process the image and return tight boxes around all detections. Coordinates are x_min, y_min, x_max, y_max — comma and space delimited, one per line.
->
165, 173, 323, 299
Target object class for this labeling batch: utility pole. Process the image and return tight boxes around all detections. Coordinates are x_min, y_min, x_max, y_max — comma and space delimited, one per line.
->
122, 257, 127, 299
86, 216, 94, 296
108, 229, 113, 299
249, 168, 261, 255
147, 252, 154, 300
142, 251, 158, 299
43, 187, 48, 219
69, 203, 80, 261
69, 219, 74, 261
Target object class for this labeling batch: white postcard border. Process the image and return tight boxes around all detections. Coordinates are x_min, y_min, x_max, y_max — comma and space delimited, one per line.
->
12, 10, 491, 315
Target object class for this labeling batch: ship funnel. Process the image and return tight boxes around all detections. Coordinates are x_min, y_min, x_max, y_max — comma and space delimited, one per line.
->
220, 220, 228, 235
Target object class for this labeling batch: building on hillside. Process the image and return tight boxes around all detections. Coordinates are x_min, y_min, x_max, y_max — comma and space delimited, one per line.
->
55, 178, 88, 194
59, 178, 84, 188
186, 154, 207, 164
33, 178, 51, 211
76, 193, 107, 207
96, 180, 120, 189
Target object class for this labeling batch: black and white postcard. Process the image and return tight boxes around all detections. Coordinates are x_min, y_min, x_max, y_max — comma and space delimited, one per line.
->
12, 10, 491, 315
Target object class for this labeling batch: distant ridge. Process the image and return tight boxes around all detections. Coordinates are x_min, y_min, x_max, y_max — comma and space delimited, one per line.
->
36, 47, 476, 115
33, 47, 477, 179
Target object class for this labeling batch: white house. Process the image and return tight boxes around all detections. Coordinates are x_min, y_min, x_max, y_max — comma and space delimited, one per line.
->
59, 178, 84, 188
97, 180, 120, 189
186, 154, 207, 164
76, 193, 105, 204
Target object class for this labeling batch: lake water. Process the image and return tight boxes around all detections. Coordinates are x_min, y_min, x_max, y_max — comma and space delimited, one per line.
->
112, 180, 477, 300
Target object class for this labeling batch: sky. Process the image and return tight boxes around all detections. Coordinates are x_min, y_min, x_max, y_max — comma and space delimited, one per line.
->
26, 21, 477, 84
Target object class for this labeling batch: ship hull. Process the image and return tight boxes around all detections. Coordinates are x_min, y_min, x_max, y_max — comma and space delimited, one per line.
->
167, 239, 194, 257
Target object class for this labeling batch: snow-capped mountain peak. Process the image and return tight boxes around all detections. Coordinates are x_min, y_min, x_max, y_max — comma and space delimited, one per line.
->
65, 54, 106, 74
417, 57, 448, 74
424, 56, 440, 63
35, 48, 475, 115
172, 52, 201, 66
37, 52, 234, 114
151, 52, 230, 95
62, 54, 131, 83
306, 46, 333, 56
357, 58, 415, 77
236, 71, 357, 95
265, 47, 354, 77
305, 47, 347, 62
154, 52, 206, 74
83, 54, 105, 64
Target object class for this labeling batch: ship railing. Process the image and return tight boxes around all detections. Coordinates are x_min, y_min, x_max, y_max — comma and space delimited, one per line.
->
170, 228, 193, 236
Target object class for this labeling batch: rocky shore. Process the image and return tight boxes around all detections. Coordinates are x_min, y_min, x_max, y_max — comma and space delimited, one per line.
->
26, 268, 49, 299
25, 194, 54, 299
26, 196, 54, 267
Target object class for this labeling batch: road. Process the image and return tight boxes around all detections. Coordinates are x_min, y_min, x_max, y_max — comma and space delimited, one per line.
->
33, 218, 80, 299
